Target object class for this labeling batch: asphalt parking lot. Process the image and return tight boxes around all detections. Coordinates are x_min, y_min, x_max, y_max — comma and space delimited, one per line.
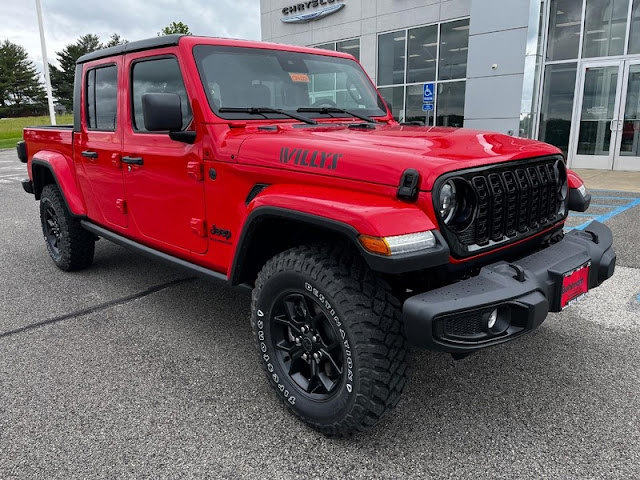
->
1, 147, 639, 479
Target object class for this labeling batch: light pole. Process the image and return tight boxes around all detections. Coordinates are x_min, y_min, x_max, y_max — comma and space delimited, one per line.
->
35, 0, 56, 125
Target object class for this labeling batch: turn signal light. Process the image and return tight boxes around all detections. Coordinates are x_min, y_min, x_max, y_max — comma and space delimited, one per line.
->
358, 235, 391, 256
358, 231, 437, 256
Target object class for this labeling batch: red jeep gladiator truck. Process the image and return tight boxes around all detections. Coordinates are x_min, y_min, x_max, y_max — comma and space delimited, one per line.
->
17, 35, 615, 436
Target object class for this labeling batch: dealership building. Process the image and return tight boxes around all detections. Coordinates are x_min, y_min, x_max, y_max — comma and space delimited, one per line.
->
260, 0, 640, 171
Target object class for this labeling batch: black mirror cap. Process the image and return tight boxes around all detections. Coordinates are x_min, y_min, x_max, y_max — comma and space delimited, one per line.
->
142, 93, 183, 132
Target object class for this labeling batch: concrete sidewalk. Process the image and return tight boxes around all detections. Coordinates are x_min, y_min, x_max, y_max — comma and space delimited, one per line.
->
574, 169, 640, 193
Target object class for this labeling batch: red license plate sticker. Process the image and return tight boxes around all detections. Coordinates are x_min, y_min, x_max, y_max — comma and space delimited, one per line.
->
561, 263, 590, 309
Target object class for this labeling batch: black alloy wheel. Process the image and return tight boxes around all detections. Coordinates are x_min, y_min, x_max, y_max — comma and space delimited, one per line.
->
43, 204, 63, 260
271, 292, 344, 400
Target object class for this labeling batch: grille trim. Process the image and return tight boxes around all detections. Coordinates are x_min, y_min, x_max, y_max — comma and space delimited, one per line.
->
433, 156, 567, 258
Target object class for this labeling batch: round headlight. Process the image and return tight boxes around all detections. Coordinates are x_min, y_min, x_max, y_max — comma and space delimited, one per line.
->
439, 181, 458, 224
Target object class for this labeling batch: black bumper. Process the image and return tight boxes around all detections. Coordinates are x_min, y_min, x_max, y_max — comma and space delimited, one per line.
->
403, 221, 616, 353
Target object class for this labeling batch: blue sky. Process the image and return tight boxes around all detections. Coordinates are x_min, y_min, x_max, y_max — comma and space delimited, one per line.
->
0, 0, 261, 76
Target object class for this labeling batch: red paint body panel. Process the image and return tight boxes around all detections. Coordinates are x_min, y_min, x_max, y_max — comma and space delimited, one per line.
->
25, 148, 88, 216
567, 169, 585, 189
22, 36, 569, 279
236, 124, 560, 191
247, 184, 437, 236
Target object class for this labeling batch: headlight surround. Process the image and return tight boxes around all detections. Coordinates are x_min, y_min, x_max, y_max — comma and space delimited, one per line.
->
359, 231, 437, 256
436, 178, 476, 230
439, 181, 458, 224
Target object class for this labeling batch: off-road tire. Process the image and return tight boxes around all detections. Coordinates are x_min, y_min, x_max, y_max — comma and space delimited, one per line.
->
251, 244, 407, 436
39, 184, 95, 271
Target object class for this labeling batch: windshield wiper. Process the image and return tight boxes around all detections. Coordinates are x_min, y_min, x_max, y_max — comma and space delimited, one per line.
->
297, 107, 376, 124
218, 107, 317, 125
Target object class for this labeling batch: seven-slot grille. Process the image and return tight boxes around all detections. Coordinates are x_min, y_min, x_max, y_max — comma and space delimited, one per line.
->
438, 156, 566, 258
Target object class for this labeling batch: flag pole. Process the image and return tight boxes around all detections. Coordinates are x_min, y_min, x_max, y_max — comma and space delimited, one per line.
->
35, 0, 56, 125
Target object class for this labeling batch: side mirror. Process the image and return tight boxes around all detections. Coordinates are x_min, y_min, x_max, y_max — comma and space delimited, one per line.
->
142, 93, 183, 132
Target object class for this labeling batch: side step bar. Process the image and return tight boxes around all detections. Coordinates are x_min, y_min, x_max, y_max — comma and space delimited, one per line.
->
80, 220, 237, 286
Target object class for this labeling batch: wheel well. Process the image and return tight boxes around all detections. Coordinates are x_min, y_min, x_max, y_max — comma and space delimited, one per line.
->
31, 163, 56, 200
231, 215, 357, 287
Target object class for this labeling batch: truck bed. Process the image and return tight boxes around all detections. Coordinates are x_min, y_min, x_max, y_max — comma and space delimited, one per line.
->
23, 125, 74, 164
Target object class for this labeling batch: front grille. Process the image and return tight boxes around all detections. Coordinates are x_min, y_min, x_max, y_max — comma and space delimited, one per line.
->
435, 156, 566, 258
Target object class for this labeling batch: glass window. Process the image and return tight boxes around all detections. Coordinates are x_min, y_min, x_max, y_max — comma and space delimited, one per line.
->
583, 0, 630, 58
194, 45, 387, 119
315, 42, 336, 51
546, 0, 583, 61
405, 84, 435, 125
378, 31, 406, 86
539, 63, 578, 156
378, 86, 405, 122
620, 64, 640, 156
438, 19, 469, 81
436, 81, 466, 127
577, 65, 619, 154
629, 0, 640, 54
407, 25, 438, 84
131, 57, 192, 132
86, 65, 117, 131
336, 39, 360, 61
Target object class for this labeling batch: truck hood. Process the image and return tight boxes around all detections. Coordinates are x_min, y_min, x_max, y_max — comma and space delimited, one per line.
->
235, 124, 562, 191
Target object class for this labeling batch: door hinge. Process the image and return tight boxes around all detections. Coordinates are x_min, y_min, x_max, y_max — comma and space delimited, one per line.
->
116, 199, 127, 214
187, 161, 204, 181
190, 218, 207, 237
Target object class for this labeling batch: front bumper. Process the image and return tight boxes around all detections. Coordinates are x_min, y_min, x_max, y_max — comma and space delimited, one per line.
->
403, 221, 616, 353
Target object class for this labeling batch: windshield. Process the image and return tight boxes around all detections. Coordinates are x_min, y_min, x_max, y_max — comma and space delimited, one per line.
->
193, 45, 387, 121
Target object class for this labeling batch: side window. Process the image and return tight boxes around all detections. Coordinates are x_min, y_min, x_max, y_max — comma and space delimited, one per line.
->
86, 65, 118, 131
131, 57, 193, 132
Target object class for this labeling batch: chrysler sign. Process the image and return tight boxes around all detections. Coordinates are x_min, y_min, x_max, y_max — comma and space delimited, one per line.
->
281, 0, 345, 24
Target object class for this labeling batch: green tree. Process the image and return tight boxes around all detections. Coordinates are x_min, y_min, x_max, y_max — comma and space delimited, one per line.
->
104, 33, 128, 48
0, 40, 45, 109
49, 34, 102, 110
158, 21, 191, 36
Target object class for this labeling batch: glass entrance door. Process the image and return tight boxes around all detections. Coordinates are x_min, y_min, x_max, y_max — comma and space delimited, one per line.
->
571, 61, 625, 169
571, 59, 640, 171
614, 61, 640, 171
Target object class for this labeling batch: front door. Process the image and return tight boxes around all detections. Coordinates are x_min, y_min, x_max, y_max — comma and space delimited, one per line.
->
122, 52, 207, 254
571, 59, 640, 171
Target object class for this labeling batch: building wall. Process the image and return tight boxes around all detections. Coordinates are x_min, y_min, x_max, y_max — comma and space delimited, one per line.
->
260, 0, 543, 135
464, 0, 539, 135
261, 0, 472, 84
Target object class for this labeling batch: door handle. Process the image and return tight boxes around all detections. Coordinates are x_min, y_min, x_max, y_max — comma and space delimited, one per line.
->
121, 156, 144, 166
81, 150, 98, 159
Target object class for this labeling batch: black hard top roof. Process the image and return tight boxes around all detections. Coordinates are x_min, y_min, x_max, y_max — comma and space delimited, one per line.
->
76, 34, 184, 64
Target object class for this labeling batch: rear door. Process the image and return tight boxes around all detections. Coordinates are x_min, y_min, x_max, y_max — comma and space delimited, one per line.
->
121, 50, 207, 254
77, 58, 127, 228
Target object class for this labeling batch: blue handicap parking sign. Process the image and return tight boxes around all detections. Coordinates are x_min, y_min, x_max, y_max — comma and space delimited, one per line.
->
423, 83, 434, 102
422, 103, 434, 112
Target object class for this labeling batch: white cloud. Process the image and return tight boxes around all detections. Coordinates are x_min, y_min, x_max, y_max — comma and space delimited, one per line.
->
0, 0, 261, 78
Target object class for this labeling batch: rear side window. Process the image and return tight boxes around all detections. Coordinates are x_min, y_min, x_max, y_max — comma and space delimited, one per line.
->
86, 65, 118, 131
131, 57, 192, 132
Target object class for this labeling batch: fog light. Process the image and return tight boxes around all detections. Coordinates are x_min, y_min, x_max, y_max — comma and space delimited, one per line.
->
487, 309, 498, 329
